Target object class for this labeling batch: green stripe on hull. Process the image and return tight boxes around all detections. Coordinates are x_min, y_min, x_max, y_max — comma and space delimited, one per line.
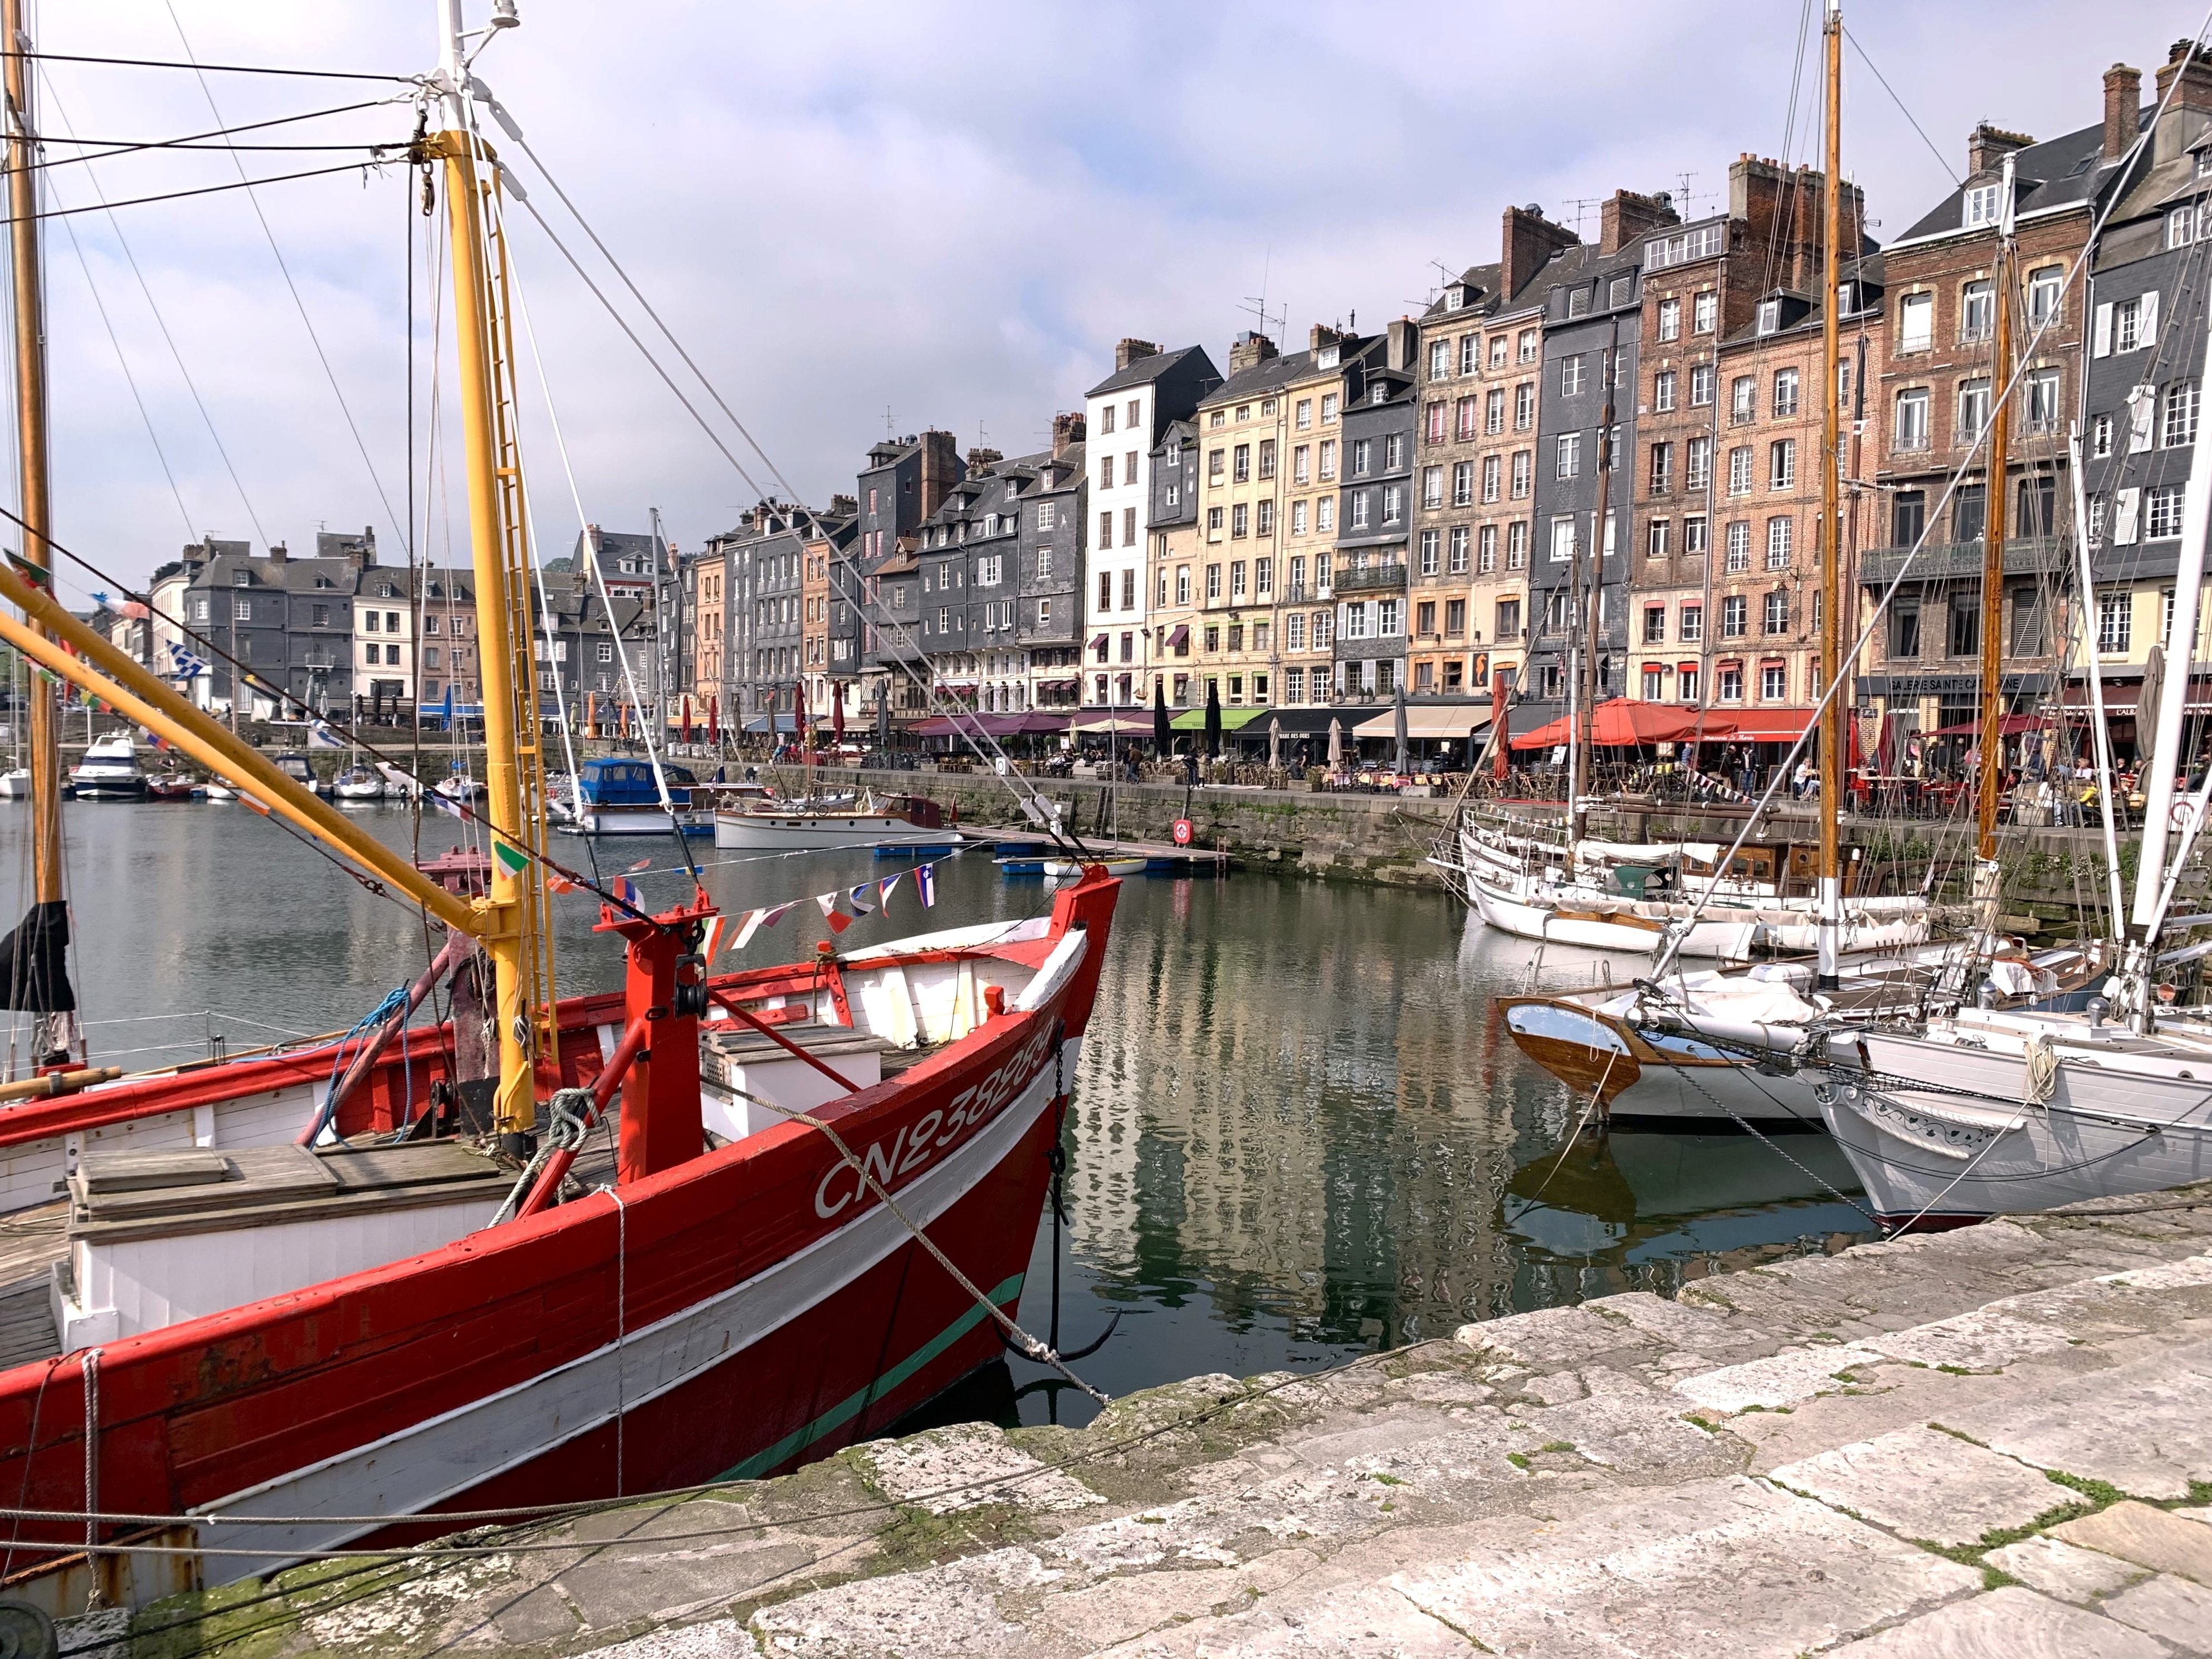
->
722, 1273, 1026, 1480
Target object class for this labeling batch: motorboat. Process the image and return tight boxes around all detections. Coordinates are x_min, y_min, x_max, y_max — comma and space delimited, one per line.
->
143, 773, 198, 802
65, 732, 146, 800
272, 753, 330, 799
434, 773, 485, 803
560, 756, 709, 836
1044, 855, 1147, 877
0, 768, 29, 799
332, 767, 386, 802
714, 789, 962, 852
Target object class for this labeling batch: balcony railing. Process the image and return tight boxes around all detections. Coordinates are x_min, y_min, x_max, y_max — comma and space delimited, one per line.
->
1857, 536, 2065, 585
1334, 563, 1408, 594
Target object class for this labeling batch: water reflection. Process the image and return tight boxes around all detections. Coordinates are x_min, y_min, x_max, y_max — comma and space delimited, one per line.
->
0, 801, 1873, 1434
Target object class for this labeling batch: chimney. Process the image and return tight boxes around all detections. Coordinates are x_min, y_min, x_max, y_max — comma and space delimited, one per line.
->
965, 446, 1002, 479
1598, 188, 1678, 256
2154, 42, 2212, 163
917, 428, 961, 520
1966, 122, 2033, 177
1052, 411, 1087, 456
266, 541, 286, 566
1114, 336, 1160, 372
1228, 330, 1279, 373
1500, 204, 1578, 302
1385, 318, 1417, 372
2106, 64, 2143, 159
828, 492, 857, 516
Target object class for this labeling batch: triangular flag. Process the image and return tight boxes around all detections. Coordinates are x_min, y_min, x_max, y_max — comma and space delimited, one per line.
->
699, 914, 726, 960
915, 864, 937, 908
627, 856, 652, 872
760, 901, 798, 930
613, 876, 643, 910
816, 892, 853, 935
848, 884, 876, 916
731, 907, 767, 951
546, 871, 578, 895
492, 838, 529, 879
878, 872, 900, 913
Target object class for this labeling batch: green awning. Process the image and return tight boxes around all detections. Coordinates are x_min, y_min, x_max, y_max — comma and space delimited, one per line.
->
1169, 705, 1268, 731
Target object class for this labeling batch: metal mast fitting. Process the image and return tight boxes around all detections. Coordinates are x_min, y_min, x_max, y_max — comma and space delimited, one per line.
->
428, 0, 556, 1143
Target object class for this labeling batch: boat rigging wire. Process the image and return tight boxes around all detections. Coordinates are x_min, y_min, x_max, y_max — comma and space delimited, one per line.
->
0, 48, 417, 84
1840, 25, 1965, 190
18, 96, 408, 168
162, 5, 407, 548
0, 160, 386, 226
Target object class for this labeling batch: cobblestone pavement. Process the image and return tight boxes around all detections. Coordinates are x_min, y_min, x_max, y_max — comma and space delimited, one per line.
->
87, 1185, 2212, 1657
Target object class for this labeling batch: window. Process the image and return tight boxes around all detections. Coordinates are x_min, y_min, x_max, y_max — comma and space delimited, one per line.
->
1892, 489, 1926, 547
1286, 613, 1305, 651
1454, 526, 1474, 573
1715, 663, 1743, 701
2011, 587, 2045, 655
1727, 445, 1753, 495
1256, 499, 1275, 536
1459, 334, 1478, 373
1379, 598, 1402, 637
1382, 485, 1404, 526
1756, 298, 1781, 335
1550, 515, 1578, 562
1293, 443, 1311, 484
1207, 506, 1223, 536
1230, 560, 1248, 599
2112, 294, 2148, 354
1258, 438, 1276, 479
1208, 449, 1224, 484
1479, 390, 1501, 434
363, 642, 380, 665
1956, 378, 1990, 442
1319, 440, 1337, 480
2128, 382, 2157, 452
1471, 457, 1490, 504
1233, 443, 1251, 484
1960, 279, 1994, 341
1760, 661, 1788, 700
1726, 520, 1751, 572
1556, 433, 1581, 480
1763, 591, 1790, 635
1899, 291, 1933, 353
2025, 368, 2061, 433
1894, 387, 1931, 450
2165, 379, 2200, 448
1295, 399, 1312, 430
1349, 438, 1371, 476
1648, 518, 1671, 559
1657, 297, 1681, 341
1689, 363, 1715, 406
1766, 516, 1793, 568
1100, 454, 1115, 490
1175, 565, 1191, 605
1514, 329, 1536, 363
1731, 375, 1756, 423
1513, 382, 1534, 430
1343, 601, 1369, 641
1419, 530, 1441, 575
2148, 483, 2187, 540
1643, 605, 1667, 645
1964, 182, 2001, 227
1721, 594, 1748, 637
1312, 610, 1333, 648
1321, 393, 1339, 423
1648, 441, 1674, 495
1640, 665, 1666, 700
2027, 266, 2062, 325
1426, 401, 1448, 444
1693, 291, 1718, 333
1653, 369, 1677, 412
1561, 355, 1586, 396
1496, 597, 1522, 638
1681, 604, 1703, 641
1772, 367, 1799, 417
1232, 502, 1249, 538
235, 598, 252, 622
1510, 451, 1531, 498
1100, 571, 1115, 611
1291, 499, 1308, 535
1384, 432, 1406, 469
1428, 339, 1449, 380
595, 640, 615, 665
2098, 592, 2132, 653
1685, 436, 1712, 491
1507, 520, 1529, 567
1317, 498, 1334, 532
1769, 440, 1795, 489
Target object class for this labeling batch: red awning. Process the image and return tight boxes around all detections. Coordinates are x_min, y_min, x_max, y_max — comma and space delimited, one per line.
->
1168, 624, 1191, 648
1722, 707, 1816, 741
1089, 633, 1109, 651
1510, 697, 1732, 750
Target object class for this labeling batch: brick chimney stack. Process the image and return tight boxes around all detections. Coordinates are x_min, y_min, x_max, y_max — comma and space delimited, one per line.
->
917, 429, 960, 520
2153, 42, 2212, 163
1114, 337, 1160, 372
1051, 411, 1086, 456
1386, 317, 1417, 372
1966, 123, 2033, 177
1227, 330, 1279, 373
1500, 205, 1578, 302
2106, 63, 2143, 160
1598, 188, 1678, 256
965, 446, 1003, 479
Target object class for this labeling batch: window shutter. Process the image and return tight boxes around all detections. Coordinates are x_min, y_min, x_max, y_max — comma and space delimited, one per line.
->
2093, 302, 2113, 358
2114, 487, 2141, 545
2142, 289, 2161, 343
2130, 386, 2157, 452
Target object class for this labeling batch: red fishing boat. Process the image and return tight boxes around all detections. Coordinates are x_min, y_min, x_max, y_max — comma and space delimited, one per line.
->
0, 0, 1122, 1616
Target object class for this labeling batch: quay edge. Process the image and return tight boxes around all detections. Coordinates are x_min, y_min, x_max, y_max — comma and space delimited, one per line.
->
91, 1182, 2212, 1658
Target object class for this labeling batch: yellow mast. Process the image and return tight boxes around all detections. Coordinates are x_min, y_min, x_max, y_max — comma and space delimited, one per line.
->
429, 0, 555, 1145
2, 3, 64, 952
1817, 0, 1844, 989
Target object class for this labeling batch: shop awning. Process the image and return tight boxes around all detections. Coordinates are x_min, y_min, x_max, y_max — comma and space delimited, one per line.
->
1352, 705, 1494, 741
1088, 634, 1109, 651
1166, 624, 1190, 649
911, 711, 1069, 738
1169, 705, 1268, 731
1719, 707, 1815, 741
1070, 713, 1152, 733
1512, 697, 1725, 750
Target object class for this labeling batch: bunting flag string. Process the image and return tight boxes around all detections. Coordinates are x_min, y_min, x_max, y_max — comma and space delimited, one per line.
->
816, 892, 853, 935
708, 851, 961, 963
847, 883, 876, 916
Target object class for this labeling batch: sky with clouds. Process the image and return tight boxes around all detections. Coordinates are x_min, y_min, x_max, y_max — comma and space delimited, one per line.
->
18, 0, 2212, 598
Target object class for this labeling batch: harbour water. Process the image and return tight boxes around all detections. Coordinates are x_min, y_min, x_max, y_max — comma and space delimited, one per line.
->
6, 797, 1870, 1429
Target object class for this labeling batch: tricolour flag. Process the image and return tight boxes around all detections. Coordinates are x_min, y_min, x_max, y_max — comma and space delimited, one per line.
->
878, 872, 900, 913
848, 884, 876, 916
915, 863, 936, 908
492, 838, 529, 879
546, 871, 578, 895
699, 914, 726, 961
613, 876, 643, 910
732, 907, 768, 952
816, 892, 852, 935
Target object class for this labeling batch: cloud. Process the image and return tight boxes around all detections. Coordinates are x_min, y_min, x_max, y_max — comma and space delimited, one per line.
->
14, 0, 2205, 593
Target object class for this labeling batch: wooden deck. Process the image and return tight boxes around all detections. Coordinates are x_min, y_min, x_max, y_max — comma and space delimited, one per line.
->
0, 1201, 66, 1372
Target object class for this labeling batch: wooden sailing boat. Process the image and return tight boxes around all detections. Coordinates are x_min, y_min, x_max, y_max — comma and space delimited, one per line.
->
0, 1, 1122, 1617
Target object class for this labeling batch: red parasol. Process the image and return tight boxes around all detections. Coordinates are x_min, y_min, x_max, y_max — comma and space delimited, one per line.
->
1511, 697, 1730, 750
833, 681, 846, 743
681, 695, 694, 745
708, 694, 720, 748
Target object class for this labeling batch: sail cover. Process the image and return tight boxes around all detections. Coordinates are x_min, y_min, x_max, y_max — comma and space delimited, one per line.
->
0, 900, 73, 1012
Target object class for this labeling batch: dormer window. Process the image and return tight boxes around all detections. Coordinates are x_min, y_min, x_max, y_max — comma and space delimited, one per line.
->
2198, 148, 2212, 179
1445, 285, 1465, 311
1317, 345, 1340, 370
1756, 299, 1780, 336
1963, 182, 2002, 227
1373, 382, 1389, 404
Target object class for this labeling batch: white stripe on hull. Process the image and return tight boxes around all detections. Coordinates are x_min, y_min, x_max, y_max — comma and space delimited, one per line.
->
192, 1037, 1073, 1580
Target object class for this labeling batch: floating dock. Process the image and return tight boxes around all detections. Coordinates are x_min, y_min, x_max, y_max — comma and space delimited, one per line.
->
987, 828, 1230, 876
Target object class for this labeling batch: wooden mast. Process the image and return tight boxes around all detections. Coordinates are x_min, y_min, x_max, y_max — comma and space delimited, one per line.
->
1816, 0, 1844, 988
1976, 157, 2016, 865
430, 0, 555, 1145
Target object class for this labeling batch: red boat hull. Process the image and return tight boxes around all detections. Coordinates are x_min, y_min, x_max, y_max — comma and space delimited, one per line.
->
0, 871, 1121, 1600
